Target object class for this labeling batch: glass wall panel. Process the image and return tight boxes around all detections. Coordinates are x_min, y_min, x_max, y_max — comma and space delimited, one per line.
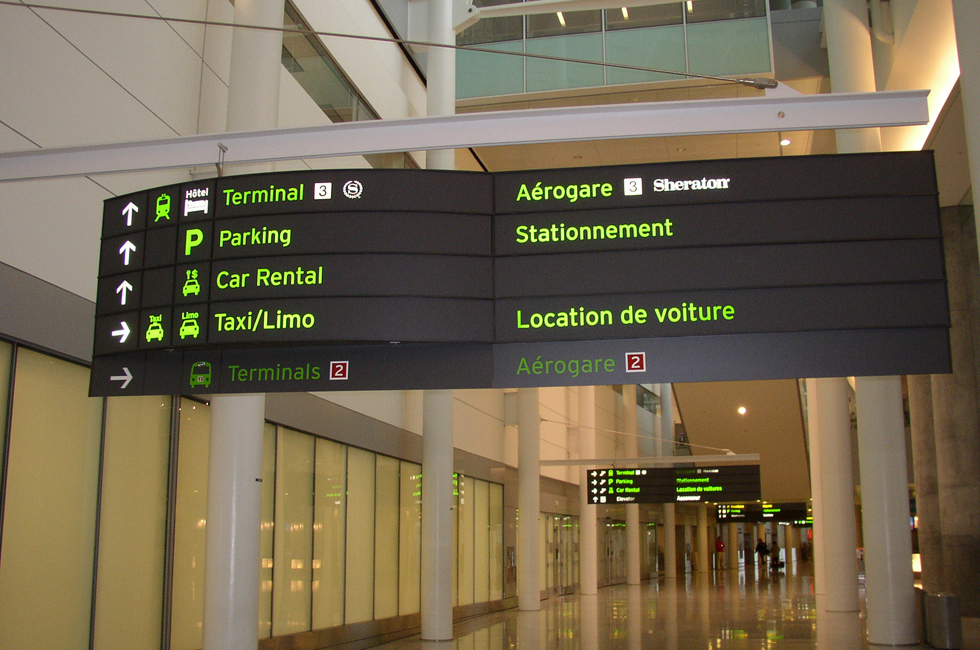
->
93, 396, 171, 650
605, 4, 683, 29
605, 26, 687, 85
539, 515, 548, 592
685, 0, 766, 23
259, 424, 276, 637
0, 342, 10, 472
0, 350, 103, 650
686, 17, 771, 76
171, 399, 210, 650
345, 447, 376, 623
457, 42, 526, 99
473, 479, 490, 603
273, 427, 314, 635
374, 454, 400, 618
489, 483, 504, 600
456, 0, 524, 45
527, 9, 601, 37
526, 34, 604, 92
313, 438, 347, 628
458, 474, 475, 605
398, 461, 422, 615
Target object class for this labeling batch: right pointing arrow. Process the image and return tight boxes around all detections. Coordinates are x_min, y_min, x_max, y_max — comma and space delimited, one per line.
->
111, 321, 131, 343
110, 367, 134, 389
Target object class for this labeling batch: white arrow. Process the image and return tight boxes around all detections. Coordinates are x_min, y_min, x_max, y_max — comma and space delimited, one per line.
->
116, 280, 133, 305
111, 321, 131, 343
119, 240, 136, 266
110, 367, 134, 389
121, 202, 138, 226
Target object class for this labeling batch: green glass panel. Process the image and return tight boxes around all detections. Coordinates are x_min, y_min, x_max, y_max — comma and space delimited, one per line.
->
687, 17, 772, 76
605, 25, 687, 85
526, 33, 604, 92
457, 41, 525, 99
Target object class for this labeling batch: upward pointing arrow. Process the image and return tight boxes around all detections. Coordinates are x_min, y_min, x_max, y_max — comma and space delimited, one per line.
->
119, 240, 136, 266
116, 280, 133, 305
121, 202, 138, 226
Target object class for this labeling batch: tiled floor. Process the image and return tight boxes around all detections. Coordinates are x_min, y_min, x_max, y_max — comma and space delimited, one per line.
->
368, 564, 980, 650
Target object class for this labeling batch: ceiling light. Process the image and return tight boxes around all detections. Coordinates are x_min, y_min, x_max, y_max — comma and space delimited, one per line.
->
780, 138, 791, 146
737, 406, 747, 415
557, 11, 566, 26
621, 7, 629, 19
687, 1, 693, 12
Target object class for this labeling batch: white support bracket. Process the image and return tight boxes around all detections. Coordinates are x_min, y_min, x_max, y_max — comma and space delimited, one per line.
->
0, 89, 929, 183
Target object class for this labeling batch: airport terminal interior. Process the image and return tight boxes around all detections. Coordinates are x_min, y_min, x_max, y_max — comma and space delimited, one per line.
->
2, 0, 980, 649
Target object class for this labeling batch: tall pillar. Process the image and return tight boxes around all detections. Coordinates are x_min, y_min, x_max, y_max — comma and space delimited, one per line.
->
202, 395, 265, 650
518, 388, 541, 610
950, 0, 980, 262
727, 522, 740, 570
806, 378, 860, 612
623, 385, 641, 585
579, 386, 598, 595
664, 504, 677, 579
421, 390, 454, 640
930, 206, 980, 615
696, 505, 709, 573
425, 0, 456, 170
854, 376, 916, 644
202, 2, 283, 647
909, 376, 944, 593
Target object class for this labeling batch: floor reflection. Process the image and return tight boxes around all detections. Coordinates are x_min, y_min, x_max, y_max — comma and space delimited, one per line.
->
367, 563, 945, 650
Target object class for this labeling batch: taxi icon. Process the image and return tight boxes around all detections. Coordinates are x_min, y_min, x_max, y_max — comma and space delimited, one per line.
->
145, 315, 165, 342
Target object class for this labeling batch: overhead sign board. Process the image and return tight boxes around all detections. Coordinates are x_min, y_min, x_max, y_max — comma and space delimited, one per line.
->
586, 466, 762, 504
716, 502, 811, 525
90, 153, 949, 396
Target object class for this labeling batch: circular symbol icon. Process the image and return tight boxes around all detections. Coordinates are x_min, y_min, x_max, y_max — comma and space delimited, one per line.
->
343, 180, 363, 199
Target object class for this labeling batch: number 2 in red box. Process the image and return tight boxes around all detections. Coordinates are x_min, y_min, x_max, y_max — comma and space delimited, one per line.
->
330, 361, 349, 380
625, 352, 646, 373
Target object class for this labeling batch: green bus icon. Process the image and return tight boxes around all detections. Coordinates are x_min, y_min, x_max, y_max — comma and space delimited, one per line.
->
190, 361, 212, 388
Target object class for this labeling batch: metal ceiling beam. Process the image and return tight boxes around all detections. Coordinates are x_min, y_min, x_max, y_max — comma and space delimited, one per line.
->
0, 89, 929, 183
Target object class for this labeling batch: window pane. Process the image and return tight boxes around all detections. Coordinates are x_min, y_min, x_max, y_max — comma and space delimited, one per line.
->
0, 350, 103, 650
313, 438, 347, 628
526, 34, 604, 92
345, 447, 376, 623
171, 399, 210, 650
93, 396, 172, 650
0, 341, 10, 472
687, 17, 771, 76
527, 9, 601, 37
473, 479, 490, 603
458, 474, 475, 605
605, 25, 687, 85
489, 483, 504, 600
398, 462, 421, 615
457, 0, 524, 45
374, 455, 400, 618
605, 4, 683, 29
686, 0, 767, 23
273, 427, 314, 635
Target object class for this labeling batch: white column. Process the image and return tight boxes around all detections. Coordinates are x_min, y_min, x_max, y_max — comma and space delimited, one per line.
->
854, 376, 916, 644
823, 0, 882, 153
518, 388, 541, 610
696, 505, 709, 573
664, 504, 677, 579
623, 385, 641, 585
951, 0, 980, 263
807, 378, 860, 612
425, 0, 456, 170
202, 1, 283, 646
202, 394, 265, 650
727, 522, 740, 570
579, 386, 598, 595
421, 390, 455, 640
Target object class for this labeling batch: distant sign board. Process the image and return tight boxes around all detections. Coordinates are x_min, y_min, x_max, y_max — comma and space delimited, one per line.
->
91, 152, 949, 396
586, 465, 762, 505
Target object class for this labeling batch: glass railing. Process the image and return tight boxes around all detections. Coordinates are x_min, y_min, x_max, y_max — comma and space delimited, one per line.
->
457, 0, 773, 99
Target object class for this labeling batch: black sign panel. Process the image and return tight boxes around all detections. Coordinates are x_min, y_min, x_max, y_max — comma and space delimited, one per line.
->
91, 153, 950, 396
716, 502, 810, 524
587, 465, 761, 504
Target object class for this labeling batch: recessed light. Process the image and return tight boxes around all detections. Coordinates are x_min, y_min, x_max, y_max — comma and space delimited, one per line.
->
737, 406, 747, 415
780, 138, 791, 146
676, 147, 686, 152
556, 11, 566, 26
621, 7, 629, 19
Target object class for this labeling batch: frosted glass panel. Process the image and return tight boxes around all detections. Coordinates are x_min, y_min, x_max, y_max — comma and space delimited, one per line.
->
398, 461, 422, 615
526, 34, 604, 92
345, 447, 376, 623
259, 424, 276, 637
93, 396, 171, 650
489, 483, 504, 600
273, 427, 314, 635
605, 26, 687, 85
0, 350, 102, 650
171, 399, 210, 650
473, 479, 490, 603
687, 17, 771, 76
458, 474, 475, 605
374, 455, 400, 618
0, 342, 9, 471
313, 438, 347, 628
457, 41, 525, 99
